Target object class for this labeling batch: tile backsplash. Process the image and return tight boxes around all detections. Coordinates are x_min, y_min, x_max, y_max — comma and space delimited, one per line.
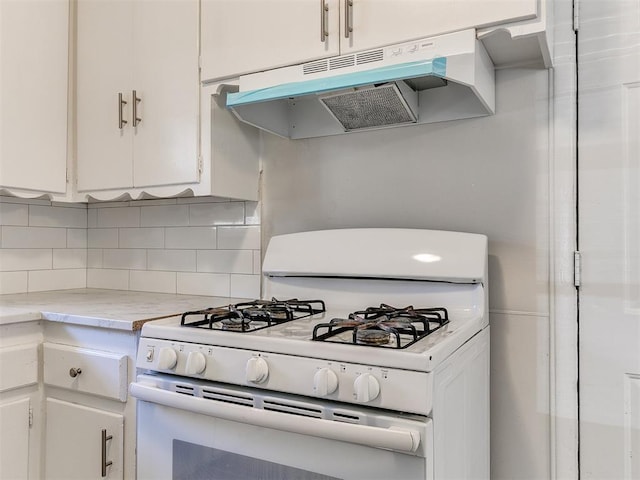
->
0, 196, 261, 298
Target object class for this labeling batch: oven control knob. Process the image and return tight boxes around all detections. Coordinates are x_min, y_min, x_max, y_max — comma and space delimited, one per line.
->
157, 347, 178, 370
313, 368, 338, 396
185, 351, 207, 375
246, 357, 269, 384
354, 373, 380, 402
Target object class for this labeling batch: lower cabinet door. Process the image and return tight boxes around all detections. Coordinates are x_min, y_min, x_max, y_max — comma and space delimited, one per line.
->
45, 398, 123, 480
0, 398, 30, 480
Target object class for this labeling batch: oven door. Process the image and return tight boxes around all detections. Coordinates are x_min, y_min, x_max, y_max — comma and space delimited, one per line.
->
131, 375, 433, 480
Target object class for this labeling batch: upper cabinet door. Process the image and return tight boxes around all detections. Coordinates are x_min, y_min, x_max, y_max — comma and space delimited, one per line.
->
76, 0, 134, 192
339, 0, 539, 54
201, 0, 340, 82
0, 0, 69, 195
131, 0, 200, 188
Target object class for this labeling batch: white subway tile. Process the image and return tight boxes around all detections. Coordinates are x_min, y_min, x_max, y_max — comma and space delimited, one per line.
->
88, 200, 129, 209
29, 205, 87, 228
97, 206, 140, 227
87, 249, 103, 268
230, 274, 261, 298
189, 202, 244, 226
0, 203, 28, 226
217, 226, 260, 250
130, 198, 177, 207
51, 201, 85, 209
87, 208, 98, 228
245, 202, 261, 225
165, 226, 217, 249
130, 270, 176, 294
177, 272, 230, 297
28, 269, 86, 292
141, 205, 189, 227
53, 249, 88, 269
103, 249, 147, 270
119, 228, 164, 249
0, 249, 52, 271
67, 228, 88, 248
253, 251, 262, 274
148, 250, 196, 272
0, 196, 49, 206
1, 226, 66, 248
88, 228, 119, 248
177, 196, 230, 204
87, 268, 130, 290
197, 250, 253, 274
0, 272, 28, 294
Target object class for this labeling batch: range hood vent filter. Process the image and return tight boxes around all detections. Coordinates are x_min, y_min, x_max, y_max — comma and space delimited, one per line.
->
320, 82, 418, 131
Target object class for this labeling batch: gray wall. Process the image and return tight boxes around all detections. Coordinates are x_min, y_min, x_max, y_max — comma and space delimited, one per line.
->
260, 67, 553, 479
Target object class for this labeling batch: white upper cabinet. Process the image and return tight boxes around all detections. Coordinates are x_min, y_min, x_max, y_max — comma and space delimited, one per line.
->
0, 0, 69, 197
201, 0, 543, 82
201, 0, 340, 82
76, 0, 259, 201
76, 0, 200, 195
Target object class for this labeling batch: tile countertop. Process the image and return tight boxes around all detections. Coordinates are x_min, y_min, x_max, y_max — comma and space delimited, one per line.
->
0, 289, 244, 331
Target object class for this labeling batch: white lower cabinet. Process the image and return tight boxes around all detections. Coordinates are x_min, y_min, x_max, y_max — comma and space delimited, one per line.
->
43, 323, 139, 480
45, 398, 124, 480
0, 398, 31, 480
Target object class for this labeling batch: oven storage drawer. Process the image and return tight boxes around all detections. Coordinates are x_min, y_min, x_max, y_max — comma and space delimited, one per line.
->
131, 381, 422, 453
44, 343, 128, 401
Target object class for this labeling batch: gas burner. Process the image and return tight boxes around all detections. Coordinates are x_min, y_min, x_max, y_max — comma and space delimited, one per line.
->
312, 305, 449, 349
180, 298, 326, 333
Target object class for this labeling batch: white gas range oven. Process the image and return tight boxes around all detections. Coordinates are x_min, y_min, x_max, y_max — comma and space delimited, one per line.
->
131, 228, 490, 480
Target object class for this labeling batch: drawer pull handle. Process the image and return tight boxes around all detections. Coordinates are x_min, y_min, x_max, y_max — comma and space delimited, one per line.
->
101, 429, 113, 477
69, 367, 82, 378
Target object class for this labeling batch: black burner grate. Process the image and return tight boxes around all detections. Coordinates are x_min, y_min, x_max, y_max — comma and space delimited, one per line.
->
180, 298, 326, 333
311, 304, 449, 349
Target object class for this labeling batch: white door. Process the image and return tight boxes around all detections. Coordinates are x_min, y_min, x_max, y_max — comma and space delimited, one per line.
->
0, 0, 69, 194
45, 398, 124, 480
200, 0, 340, 81
579, 0, 640, 478
76, 0, 134, 192
131, 0, 200, 188
0, 398, 30, 480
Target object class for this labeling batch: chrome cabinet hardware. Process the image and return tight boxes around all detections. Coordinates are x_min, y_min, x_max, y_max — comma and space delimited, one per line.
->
320, 0, 329, 42
69, 367, 82, 378
101, 429, 113, 477
344, 0, 353, 38
118, 93, 127, 129
132, 90, 142, 127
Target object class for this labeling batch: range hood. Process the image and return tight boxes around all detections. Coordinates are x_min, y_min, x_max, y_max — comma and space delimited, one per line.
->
225, 29, 495, 140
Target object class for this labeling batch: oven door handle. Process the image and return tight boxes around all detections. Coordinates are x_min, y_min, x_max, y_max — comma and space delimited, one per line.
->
130, 382, 421, 453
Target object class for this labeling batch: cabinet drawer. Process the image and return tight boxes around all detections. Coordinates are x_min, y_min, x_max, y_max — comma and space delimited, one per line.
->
0, 343, 39, 392
44, 343, 128, 402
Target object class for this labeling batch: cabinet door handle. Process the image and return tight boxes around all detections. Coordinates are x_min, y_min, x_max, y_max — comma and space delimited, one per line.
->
344, 0, 353, 39
132, 90, 142, 127
69, 367, 82, 378
320, 0, 329, 42
101, 429, 113, 477
118, 93, 127, 129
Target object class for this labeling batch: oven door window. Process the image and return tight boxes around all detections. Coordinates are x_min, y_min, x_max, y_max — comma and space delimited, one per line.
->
137, 400, 431, 480
174, 440, 339, 480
